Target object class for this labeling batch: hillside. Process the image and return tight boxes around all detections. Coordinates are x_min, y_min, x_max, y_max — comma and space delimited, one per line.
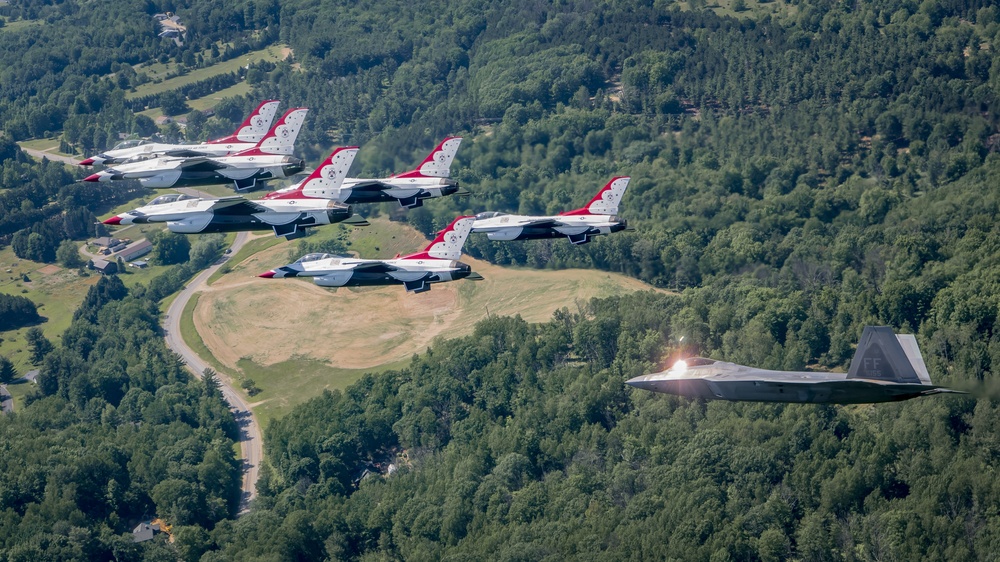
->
190, 219, 663, 420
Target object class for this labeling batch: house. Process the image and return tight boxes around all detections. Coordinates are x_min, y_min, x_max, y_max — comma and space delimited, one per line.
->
155, 116, 172, 126
120, 240, 152, 261
129, 260, 149, 269
91, 236, 112, 247
132, 521, 160, 543
90, 259, 118, 275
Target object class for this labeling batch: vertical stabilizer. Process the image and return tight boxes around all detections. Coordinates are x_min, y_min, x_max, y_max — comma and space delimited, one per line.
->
401, 216, 475, 260
395, 137, 463, 178
896, 335, 932, 384
234, 108, 308, 156
208, 100, 281, 144
561, 176, 631, 216
266, 147, 359, 200
847, 326, 923, 384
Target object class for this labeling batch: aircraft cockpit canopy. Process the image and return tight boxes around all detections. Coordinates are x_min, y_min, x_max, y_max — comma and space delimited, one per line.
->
111, 139, 149, 151
475, 211, 506, 220
669, 357, 718, 372
148, 194, 197, 206
296, 253, 335, 263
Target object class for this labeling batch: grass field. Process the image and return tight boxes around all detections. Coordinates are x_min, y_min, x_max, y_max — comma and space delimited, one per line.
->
128, 45, 289, 100
187, 218, 668, 422
0, 245, 99, 376
16, 138, 80, 158
1, 19, 44, 33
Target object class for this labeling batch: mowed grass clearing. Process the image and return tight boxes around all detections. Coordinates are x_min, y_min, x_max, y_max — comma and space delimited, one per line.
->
188, 218, 668, 421
128, 44, 289, 100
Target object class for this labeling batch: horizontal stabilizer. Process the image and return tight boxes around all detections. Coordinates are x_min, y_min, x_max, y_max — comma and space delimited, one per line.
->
342, 214, 370, 227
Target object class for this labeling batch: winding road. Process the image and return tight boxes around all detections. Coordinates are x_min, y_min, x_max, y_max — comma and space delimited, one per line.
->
84, 188, 264, 514
162, 231, 262, 513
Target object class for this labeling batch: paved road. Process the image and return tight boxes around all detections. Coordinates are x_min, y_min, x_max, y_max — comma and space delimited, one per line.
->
162, 231, 263, 514
20, 146, 82, 166
0, 385, 12, 414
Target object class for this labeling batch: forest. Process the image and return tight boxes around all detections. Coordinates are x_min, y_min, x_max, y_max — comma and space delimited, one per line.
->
1, 0, 999, 559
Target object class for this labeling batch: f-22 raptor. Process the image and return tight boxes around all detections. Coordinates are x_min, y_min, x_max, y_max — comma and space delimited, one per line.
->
626, 327, 964, 404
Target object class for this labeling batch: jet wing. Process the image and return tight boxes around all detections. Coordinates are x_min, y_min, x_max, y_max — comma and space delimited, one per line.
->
207, 197, 269, 216
163, 148, 215, 158
347, 180, 392, 192
351, 261, 399, 273
520, 218, 560, 228
179, 158, 229, 172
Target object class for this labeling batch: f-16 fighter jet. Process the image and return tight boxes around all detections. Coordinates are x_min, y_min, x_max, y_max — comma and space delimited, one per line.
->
101, 147, 367, 240
263, 137, 465, 208
79, 100, 281, 166
472, 176, 630, 245
83, 108, 307, 190
259, 215, 482, 293
626, 327, 965, 404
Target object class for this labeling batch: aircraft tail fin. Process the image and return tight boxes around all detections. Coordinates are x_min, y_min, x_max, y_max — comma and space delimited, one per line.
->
400, 216, 475, 260
265, 146, 358, 200
233, 108, 308, 156
395, 137, 463, 179
561, 176, 631, 216
207, 100, 281, 144
847, 326, 927, 384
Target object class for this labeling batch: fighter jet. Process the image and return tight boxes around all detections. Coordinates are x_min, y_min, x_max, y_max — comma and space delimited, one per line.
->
82, 108, 307, 190
472, 176, 630, 245
101, 147, 367, 240
259, 215, 482, 293
263, 137, 465, 208
79, 100, 281, 166
626, 326, 965, 404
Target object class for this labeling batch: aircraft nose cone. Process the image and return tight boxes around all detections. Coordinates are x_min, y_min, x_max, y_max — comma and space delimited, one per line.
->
79, 158, 95, 166
103, 216, 122, 225
83, 173, 102, 182
258, 270, 276, 278
625, 375, 654, 390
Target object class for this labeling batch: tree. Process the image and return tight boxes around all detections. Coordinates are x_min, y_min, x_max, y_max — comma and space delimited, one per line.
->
0, 355, 16, 383
25, 327, 54, 364
56, 239, 84, 268
160, 90, 190, 117
151, 231, 191, 265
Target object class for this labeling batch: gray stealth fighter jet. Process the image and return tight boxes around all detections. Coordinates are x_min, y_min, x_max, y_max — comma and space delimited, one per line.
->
626, 326, 965, 404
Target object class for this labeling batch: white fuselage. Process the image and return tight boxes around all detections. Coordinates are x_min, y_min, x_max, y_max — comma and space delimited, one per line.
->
87, 141, 258, 166
471, 213, 625, 241
88, 154, 303, 188
113, 197, 350, 233
266, 175, 459, 206
269, 256, 470, 288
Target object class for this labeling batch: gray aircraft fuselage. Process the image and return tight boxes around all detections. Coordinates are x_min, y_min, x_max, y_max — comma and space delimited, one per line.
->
626, 360, 952, 404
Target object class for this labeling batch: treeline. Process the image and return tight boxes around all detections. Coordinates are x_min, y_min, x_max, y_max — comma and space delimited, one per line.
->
0, 141, 145, 261
0, 274, 241, 560
194, 293, 993, 560
0, 293, 40, 331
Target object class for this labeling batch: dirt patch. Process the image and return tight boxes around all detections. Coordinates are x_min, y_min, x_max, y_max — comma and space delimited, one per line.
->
37, 265, 61, 275
280, 46, 293, 60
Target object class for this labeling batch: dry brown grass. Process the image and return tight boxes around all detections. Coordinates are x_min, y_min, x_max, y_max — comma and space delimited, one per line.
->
193, 220, 666, 372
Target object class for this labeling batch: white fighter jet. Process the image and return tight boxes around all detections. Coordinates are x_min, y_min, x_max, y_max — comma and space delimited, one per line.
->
259, 215, 482, 293
472, 176, 631, 245
82, 108, 308, 191
79, 100, 281, 166
101, 147, 367, 240
263, 137, 465, 208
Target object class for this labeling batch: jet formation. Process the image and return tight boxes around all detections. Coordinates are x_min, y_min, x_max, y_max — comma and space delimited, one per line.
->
101, 147, 367, 239
626, 327, 964, 404
87, 99, 965, 405
80, 100, 281, 166
83, 108, 308, 190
